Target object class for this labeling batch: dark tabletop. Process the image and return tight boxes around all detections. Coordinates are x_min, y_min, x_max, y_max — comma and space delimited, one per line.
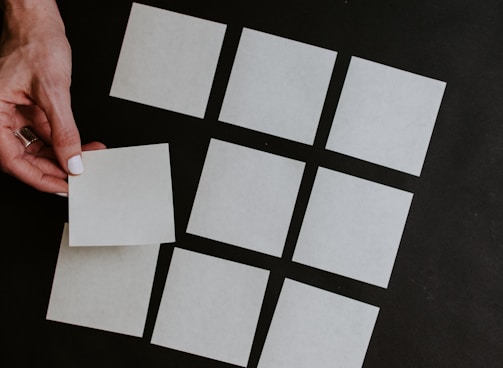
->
1, 1, 502, 367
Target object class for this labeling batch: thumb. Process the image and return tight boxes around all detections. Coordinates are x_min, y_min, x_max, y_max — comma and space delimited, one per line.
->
36, 83, 83, 175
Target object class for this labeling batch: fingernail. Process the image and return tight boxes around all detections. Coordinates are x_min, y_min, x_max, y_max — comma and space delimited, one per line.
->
55, 192, 68, 197
68, 155, 84, 175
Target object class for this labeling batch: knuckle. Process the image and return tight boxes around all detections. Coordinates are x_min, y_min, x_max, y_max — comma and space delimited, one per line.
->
53, 128, 80, 148
41, 75, 71, 96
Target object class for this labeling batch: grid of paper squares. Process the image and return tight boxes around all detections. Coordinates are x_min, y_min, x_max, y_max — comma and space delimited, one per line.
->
110, 3, 226, 118
46, 224, 159, 337
326, 56, 446, 176
293, 167, 413, 288
219, 28, 337, 144
187, 139, 305, 257
48, 4, 450, 367
258, 279, 379, 368
69, 143, 175, 246
151, 248, 269, 367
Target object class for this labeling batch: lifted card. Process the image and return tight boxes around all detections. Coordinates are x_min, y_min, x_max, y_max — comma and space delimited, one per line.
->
69, 143, 175, 246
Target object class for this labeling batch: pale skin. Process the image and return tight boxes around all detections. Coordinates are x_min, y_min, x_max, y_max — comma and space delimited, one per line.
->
0, 0, 105, 195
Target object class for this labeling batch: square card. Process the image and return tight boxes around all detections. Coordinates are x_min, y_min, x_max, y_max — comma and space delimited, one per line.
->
326, 56, 446, 176
219, 28, 336, 144
69, 143, 175, 246
293, 167, 413, 288
46, 224, 159, 336
187, 139, 305, 257
110, 3, 226, 118
258, 279, 379, 368
151, 248, 269, 366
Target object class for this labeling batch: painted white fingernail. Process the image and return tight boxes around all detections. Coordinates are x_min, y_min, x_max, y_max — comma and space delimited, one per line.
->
68, 155, 84, 175
55, 192, 68, 197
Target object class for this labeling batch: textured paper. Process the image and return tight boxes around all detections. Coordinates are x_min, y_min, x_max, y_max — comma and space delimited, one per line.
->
326, 56, 446, 176
69, 143, 175, 246
219, 28, 336, 144
293, 167, 413, 288
187, 139, 305, 256
151, 248, 269, 366
258, 279, 379, 368
46, 224, 159, 336
110, 3, 226, 118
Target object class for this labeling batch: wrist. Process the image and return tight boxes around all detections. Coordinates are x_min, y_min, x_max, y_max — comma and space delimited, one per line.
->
2, 0, 58, 12
2, 0, 65, 41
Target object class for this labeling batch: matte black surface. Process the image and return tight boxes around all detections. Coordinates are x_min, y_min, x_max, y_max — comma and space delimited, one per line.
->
1, 1, 502, 367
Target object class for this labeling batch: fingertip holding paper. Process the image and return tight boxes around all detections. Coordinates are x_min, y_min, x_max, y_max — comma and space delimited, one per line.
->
68, 143, 175, 247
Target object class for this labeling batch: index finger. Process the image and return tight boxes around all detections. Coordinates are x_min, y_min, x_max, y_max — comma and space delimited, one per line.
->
34, 79, 83, 175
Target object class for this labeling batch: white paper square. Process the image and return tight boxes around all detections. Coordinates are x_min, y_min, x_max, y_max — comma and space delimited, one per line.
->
293, 167, 413, 288
46, 224, 159, 336
219, 28, 336, 144
258, 279, 379, 368
69, 143, 175, 246
151, 248, 269, 366
110, 3, 226, 118
187, 139, 305, 256
326, 57, 446, 176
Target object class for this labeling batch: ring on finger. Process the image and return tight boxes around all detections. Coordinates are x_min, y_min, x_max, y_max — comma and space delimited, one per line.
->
14, 126, 40, 149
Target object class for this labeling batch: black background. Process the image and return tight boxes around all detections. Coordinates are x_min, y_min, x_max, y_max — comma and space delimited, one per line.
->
1, 0, 502, 367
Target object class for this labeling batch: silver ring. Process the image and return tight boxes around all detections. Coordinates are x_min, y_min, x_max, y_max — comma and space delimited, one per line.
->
14, 126, 40, 149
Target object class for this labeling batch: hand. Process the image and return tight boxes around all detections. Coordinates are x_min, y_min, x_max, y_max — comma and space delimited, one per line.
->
0, 0, 105, 195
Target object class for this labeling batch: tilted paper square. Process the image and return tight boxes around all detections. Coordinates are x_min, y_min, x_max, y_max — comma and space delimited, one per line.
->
69, 143, 175, 246
46, 224, 159, 336
187, 139, 305, 256
220, 28, 336, 144
152, 248, 269, 366
326, 57, 446, 176
293, 168, 413, 288
110, 3, 226, 118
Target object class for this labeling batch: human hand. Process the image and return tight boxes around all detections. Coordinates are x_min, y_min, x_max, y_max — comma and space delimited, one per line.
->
0, 0, 105, 195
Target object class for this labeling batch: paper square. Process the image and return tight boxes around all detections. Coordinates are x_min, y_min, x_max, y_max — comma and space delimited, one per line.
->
69, 143, 175, 246
151, 248, 269, 366
187, 139, 305, 256
110, 3, 226, 118
46, 224, 159, 336
326, 57, 446, 176
293, 167, 413, 288
258, 279, 379, 368
219, 28, 336, 144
